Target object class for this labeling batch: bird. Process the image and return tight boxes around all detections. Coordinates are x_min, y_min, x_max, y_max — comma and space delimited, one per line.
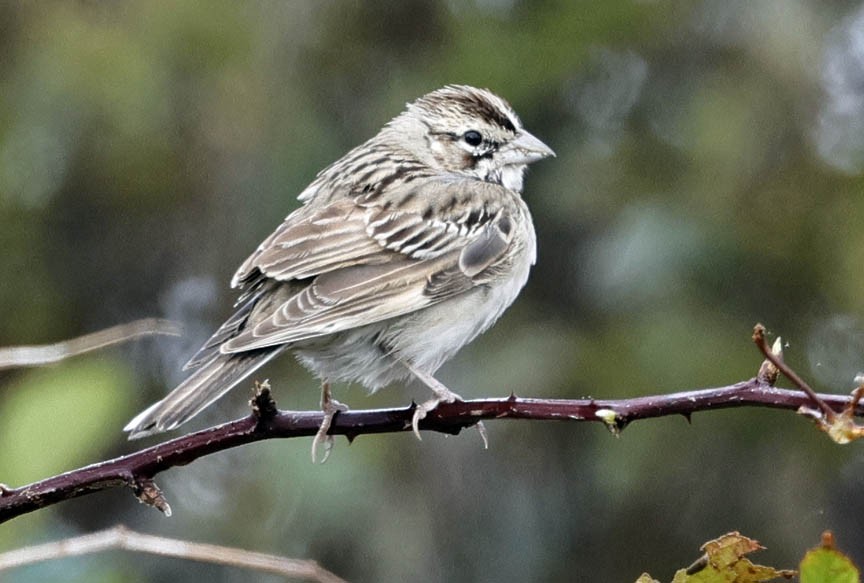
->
125, 85, 554, 458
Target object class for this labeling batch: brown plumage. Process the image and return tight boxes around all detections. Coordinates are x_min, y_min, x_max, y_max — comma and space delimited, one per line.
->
125, 85, 554, 440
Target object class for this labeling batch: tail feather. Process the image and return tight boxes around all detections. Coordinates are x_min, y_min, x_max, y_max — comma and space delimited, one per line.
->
182, 286, 268, 371
125, 347, 284, 439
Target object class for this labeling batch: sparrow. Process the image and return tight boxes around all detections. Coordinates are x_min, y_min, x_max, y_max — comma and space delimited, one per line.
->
125, 85, 554, 457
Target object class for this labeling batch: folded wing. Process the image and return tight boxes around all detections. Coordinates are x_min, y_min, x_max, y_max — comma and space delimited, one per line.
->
199, 178, 518, 357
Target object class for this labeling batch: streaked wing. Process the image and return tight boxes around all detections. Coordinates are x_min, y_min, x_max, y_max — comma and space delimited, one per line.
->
232, 199, 388, 286
220, 178, 517, 353
182, 288, 262, 370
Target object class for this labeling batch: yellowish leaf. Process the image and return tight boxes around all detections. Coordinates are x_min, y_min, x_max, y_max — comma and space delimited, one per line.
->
674, 532, 795, 582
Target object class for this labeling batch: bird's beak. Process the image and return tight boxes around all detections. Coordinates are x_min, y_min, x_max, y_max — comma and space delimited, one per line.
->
502, 129, 556, 165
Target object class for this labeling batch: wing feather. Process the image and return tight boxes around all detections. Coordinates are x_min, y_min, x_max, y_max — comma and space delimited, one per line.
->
214, 178, 518, 354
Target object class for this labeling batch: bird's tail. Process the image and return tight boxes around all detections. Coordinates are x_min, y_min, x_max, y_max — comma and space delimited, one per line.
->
124, 347, 284, 439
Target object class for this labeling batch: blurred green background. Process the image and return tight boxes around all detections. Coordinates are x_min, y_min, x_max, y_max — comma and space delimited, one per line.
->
2, 1, 864, 581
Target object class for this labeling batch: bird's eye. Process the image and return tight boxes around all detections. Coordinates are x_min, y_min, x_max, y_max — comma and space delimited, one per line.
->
463, 130, 483, 147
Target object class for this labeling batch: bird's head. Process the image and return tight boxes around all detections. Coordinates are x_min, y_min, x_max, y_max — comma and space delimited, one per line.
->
386, 85, 555, 192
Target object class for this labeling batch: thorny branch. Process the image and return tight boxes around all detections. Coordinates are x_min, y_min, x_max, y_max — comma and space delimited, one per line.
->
1, 323, 863, 525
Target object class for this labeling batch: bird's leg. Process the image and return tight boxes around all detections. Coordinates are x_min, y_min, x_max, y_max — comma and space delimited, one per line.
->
405, 363, 486, 445
311, 380, 348, 464
410, 369, 459, 439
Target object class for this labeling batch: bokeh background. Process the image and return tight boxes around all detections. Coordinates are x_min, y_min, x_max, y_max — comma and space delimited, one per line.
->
2, 1, 864, 581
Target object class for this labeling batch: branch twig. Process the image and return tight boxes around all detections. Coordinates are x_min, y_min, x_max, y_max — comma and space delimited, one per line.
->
0, 318, 181, 370
0, 524, 347, 583
752, 323, 835, 418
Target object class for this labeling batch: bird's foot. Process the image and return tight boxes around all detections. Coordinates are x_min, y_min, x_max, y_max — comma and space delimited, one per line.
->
404, 363, 488, 447
412, 386, 462, 440
410, 392, 488, 447
311, 382, 348, 464
405, 363, 463, 440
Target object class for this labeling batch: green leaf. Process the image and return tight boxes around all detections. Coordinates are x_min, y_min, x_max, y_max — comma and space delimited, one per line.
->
800, 533, 860, 583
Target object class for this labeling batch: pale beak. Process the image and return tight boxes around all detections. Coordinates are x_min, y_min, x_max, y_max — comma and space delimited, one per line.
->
502, 129, 556, 165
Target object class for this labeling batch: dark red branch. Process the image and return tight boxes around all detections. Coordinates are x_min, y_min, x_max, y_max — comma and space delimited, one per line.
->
752, 323, 836, 418
2, 377, 863, 525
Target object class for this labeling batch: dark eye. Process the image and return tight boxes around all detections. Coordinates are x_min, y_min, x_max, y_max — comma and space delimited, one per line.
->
463, 130, 483, 147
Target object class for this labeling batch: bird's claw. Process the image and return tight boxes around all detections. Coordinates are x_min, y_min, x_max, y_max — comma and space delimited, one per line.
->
311, 383, 348, 464
411, 389, 462, 440
410, 399, 489, 449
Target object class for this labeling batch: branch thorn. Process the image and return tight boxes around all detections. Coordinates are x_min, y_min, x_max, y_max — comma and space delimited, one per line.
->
133, 478, 172, 517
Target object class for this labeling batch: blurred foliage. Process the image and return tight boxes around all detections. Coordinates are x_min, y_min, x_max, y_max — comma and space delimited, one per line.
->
2, 1, 864, 581
0, 356, 133, 486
